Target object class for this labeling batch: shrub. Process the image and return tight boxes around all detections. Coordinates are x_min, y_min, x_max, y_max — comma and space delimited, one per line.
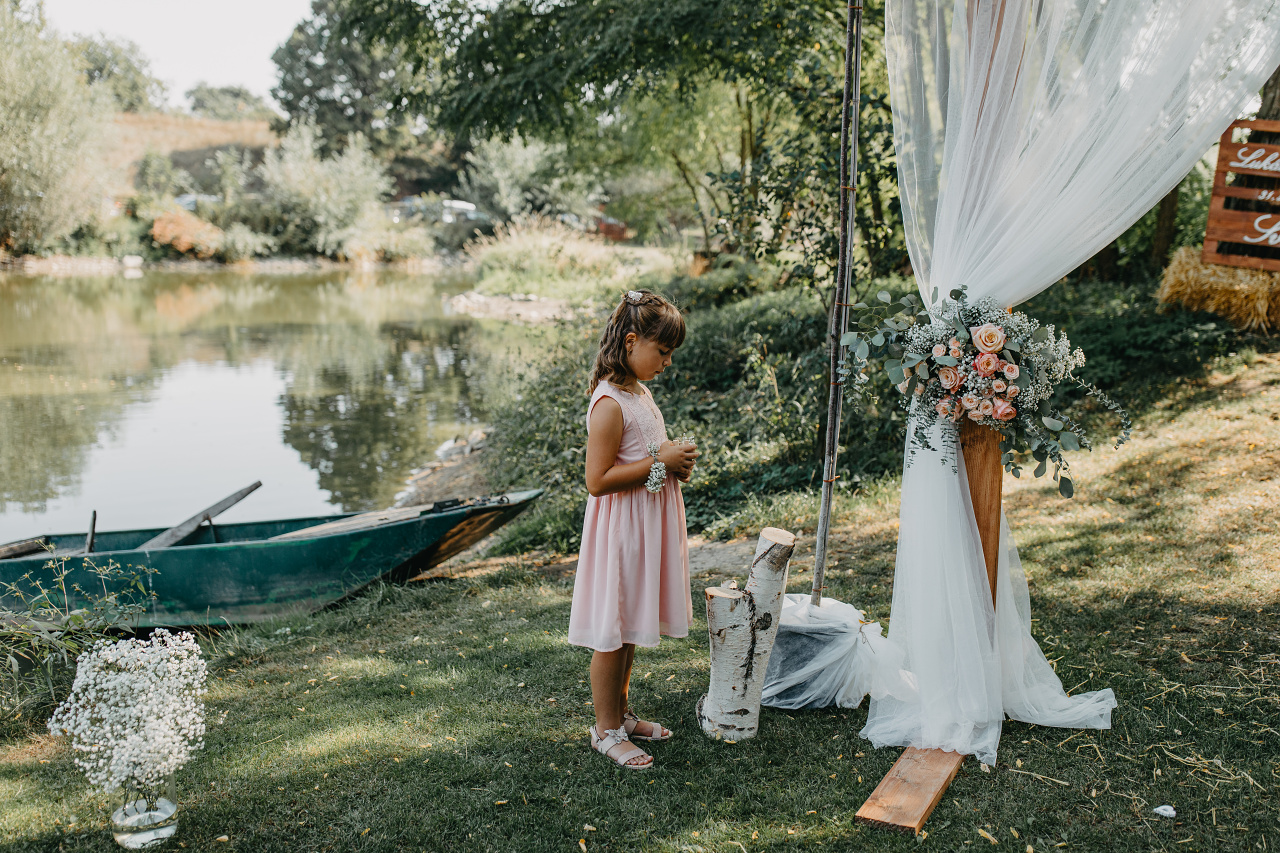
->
483, 279, 911, 551
217, 222, 277, 262
0, 4, 111, 253
258, 121, 392, 256
337, 205, 435, 262
1, 554, 156, 737
466, 215, 674, 300
150, 207, 224, 258
457, 134, 604, 222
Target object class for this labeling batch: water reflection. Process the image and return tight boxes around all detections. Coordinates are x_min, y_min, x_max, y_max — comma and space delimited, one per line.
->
0, 270, 521, 540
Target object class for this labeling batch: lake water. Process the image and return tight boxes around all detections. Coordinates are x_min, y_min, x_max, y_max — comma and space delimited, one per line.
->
0, 270, 529, 542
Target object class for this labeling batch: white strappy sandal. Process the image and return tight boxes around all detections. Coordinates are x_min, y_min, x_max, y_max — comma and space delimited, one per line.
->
590, 725, 652, 770
622, 710, 672, 742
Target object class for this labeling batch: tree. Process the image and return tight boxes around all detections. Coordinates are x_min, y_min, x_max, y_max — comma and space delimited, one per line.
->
186, 83, 276, 121
70, 34, 167, 113
342, 0, 904, 282
271, 0, 460, 195
0, 4, 110, 253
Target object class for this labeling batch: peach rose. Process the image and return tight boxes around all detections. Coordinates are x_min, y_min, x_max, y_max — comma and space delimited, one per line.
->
960, 393, 980, 410
896, 380, 911, 394
932, 343, 947, 358
1007, 384, 1020, 398
937, 365, 961, 390
978, 399, 995, 417
935, 397, 953, 416
992, 379, 1007, 393
967, 409, 984, 422
992, 398, 1017, 421
949, 348, 963, 359
914, 383, 925, 395
949, 338, 961, 349
970, 323, 1007, 353
974, 352, 1000, 376
1002, 363, 1020, 380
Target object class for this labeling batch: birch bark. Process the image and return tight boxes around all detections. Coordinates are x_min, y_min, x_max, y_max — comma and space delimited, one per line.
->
697, 527, 796, 740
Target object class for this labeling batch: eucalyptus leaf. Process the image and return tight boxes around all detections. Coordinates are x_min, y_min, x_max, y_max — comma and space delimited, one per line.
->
871, 333, 885, 346
1032, 327, 1049, 343
1042, 416, 1064, 432
902, 353, 924, 368
931, 287, 939, 303
949, 288, 964, 300
1058, 476, 1074, 498
840, 331, 860, 346
1034, 458, 1047, 477
853, 302, 869, 310
1059, 432, 1080, 452
855, 340, 870, 360
888, 367, 906, 384
934, 355, 958, 366
877, 290, 893, 303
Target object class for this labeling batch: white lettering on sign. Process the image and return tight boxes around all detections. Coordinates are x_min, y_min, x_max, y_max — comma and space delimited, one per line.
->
1229, 147, 1280, 173
1241, 214, 1280, 245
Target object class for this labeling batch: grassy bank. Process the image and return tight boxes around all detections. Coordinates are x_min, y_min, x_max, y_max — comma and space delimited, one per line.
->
2, 354, 1276, 852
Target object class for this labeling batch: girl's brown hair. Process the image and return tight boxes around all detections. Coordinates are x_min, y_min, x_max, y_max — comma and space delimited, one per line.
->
589, 290, 686, 392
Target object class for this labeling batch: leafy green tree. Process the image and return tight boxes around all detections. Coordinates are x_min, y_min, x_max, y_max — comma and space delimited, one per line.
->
70, 34, 167, 113
0, 3, 110, 253
186, 83, 276, 121
344, 0, 905, 283
271, 0, 460, 194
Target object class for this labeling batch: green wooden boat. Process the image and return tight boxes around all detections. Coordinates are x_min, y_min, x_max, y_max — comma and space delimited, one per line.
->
0, 490, 541, 628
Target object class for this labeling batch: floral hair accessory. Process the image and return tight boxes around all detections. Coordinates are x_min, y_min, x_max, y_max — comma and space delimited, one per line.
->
625, 290, 646, 304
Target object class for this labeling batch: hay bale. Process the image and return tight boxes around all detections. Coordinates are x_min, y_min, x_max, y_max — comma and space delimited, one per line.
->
1157, 247, 1280, 333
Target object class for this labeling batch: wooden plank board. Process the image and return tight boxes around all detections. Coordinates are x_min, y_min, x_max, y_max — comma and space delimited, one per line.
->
1205, 209, 1280, 247
269, 504, 434, 541
137, 481, 262, 550
0, 538, 47, 560
855, 748, 965, 834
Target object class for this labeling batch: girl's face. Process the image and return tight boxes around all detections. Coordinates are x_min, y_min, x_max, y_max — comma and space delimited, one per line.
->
626, 334, 674, 382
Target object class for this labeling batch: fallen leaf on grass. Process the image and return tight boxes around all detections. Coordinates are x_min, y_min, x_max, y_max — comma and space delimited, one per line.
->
977, 828, 998, 844
579, 840, 587, 852
495, 800, 507, 805
584, 825, 596, 831
215, 837, 229, 843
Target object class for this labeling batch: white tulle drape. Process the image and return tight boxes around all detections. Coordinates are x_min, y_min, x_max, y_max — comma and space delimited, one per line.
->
861, 0, 1280, 764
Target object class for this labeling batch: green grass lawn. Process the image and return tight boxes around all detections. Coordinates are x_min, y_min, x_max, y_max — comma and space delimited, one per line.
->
2, 357, 1277, 853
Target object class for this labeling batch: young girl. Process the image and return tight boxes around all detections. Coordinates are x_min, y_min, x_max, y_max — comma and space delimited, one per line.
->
568, 289, 698, 771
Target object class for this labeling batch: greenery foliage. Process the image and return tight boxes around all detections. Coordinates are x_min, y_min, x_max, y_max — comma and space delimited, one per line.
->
186, 83, 277, 121
0, 3, 110, 254
0, 555, 156, 738
272, 0, 461, 195
483, 276, 908, 552
257, 122, 393, 256
70, 34, 167, 113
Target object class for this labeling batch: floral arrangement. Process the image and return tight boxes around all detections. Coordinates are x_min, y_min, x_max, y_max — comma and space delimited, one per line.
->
841, 286, 1130, 496
47, 630, 207, 802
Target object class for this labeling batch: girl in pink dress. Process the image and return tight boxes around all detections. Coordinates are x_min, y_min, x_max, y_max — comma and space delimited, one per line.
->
569, 289, 698, 771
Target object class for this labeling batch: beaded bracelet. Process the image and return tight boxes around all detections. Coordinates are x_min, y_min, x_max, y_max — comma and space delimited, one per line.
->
644, 442, 667, 493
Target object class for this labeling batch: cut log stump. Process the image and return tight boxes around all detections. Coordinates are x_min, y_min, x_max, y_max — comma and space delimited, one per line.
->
855, 748, 965, 834
697, 527, 795, 741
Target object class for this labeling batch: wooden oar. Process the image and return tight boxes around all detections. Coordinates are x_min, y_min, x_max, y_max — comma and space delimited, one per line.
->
137, 481, 262, 550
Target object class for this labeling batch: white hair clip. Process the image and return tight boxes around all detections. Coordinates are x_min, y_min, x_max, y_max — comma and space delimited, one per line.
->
625, 290, 645, 304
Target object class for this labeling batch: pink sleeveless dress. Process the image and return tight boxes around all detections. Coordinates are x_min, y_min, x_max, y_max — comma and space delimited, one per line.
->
568, 381, 692, 652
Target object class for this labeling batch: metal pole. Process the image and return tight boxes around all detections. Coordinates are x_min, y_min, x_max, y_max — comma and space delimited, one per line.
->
811, 1, 865, 606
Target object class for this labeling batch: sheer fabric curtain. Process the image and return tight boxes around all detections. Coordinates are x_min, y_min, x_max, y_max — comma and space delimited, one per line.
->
862, 0, 1280, 764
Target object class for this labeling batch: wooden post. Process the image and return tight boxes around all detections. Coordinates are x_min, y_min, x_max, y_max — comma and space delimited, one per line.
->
698, 527, 795, 741
959, 420, 1003, 603
856, 421, 1005, 833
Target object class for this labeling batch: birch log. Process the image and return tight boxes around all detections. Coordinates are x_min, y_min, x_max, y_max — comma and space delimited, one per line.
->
697, 527, 796, 740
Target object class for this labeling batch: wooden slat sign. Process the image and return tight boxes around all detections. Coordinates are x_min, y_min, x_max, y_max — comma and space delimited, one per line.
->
1203, 119, 1280, 272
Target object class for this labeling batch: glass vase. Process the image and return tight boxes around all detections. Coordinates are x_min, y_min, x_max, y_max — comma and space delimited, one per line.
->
111, 776, 178, 849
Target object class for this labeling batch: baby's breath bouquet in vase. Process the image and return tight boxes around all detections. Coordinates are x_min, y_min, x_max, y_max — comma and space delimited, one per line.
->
47, 630, 207, 849
841, 286, 1130, 496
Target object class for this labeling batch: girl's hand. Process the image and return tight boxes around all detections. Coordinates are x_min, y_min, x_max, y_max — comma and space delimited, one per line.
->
657, 440, 698, 480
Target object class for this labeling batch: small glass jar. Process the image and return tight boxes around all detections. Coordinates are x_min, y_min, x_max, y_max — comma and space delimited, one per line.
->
111, 776, 177, 849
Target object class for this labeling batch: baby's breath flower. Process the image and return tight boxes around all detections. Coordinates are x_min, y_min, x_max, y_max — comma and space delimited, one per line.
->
47, 630, 207, 793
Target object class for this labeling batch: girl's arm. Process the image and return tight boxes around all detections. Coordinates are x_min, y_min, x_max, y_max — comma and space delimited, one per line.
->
585, 398, 697, 497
